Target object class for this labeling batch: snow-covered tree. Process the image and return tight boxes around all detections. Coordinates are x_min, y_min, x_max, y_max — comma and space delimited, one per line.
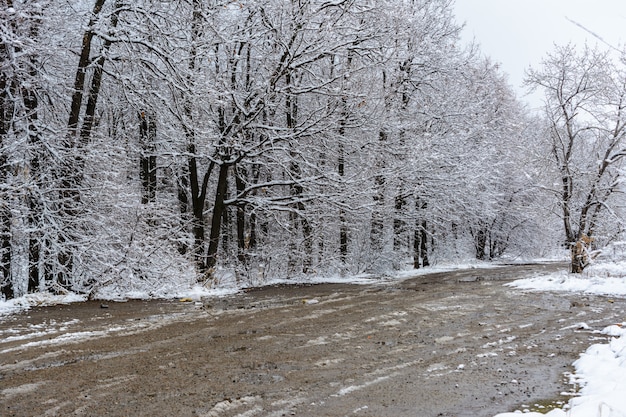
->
0, 0, 554, 299
527, 44, 626, 272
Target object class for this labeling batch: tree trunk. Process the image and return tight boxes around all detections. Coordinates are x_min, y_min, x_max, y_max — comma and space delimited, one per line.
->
285, 72, 312, 273
413, 200, 429, 269
570, 242, 585, 273
248, 164, 261, 251
187, 143, 213, 274
393, 193, 406, 251
338, 142, 348, 264
473, 227, 488, 261
235, 165, 247, 264
206, 163, 230, 277
0, 46, 10, 298
139, 111, 157, 204
176, 168, 190, 255
0, 0, 44, 296
337, 51, 350, 264
370, 130, 387, 257
420, 220, 429, 267
570, 235, 593, 273
67, 0, 107, 139
24, 16, 42, 293
220, 176, 230, 256
0, 220, 11, 298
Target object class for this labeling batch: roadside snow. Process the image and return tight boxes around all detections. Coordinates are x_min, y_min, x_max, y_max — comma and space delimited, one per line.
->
506, 271, 626, 297
494, 323, 626, 417
496, 261, 626, 417
0, 292, 86, 316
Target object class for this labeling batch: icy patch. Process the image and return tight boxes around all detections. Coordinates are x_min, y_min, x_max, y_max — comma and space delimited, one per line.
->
201, 396, 261, 417
1, 382, 46, 399
560, 322, 591, 331
426, 363, 448, 373
336, 375, 391, 396
305, 336, 328, 346
435, 336, 454, 344
381, 319, 403, 326
315, 358, 344, 367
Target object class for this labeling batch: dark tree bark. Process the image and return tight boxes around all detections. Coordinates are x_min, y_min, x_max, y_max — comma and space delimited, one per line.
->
235, 165, 247, 264
285, 72, 312, 274
220, 174, 230, 254
370, 130, 387, 256
413, 199, 429, 269
338, 95, 348, 264
187, 142, 213, 274
176, 170, 190, 256
420, 220, 430, 267
180, 0, 213, 274
338, 143, 348, 263
67, 0, 107, 140
0, 0, 15, 297
25, 59, 42, 293
413, 198, 430, 269
0, 30, 10, 297
206, 163, 230, 274
472, 226, 488, 261
248, 163, 261, 251
78, 1, 121, 146
139, 111, 157, 204
393, 194, 406, 251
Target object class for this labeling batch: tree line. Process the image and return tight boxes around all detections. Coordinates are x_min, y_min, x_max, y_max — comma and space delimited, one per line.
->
1, 0, 624, 299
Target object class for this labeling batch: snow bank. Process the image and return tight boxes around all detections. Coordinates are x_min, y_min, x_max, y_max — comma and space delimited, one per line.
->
0, 292, 87, 316
506, 271, 626, 297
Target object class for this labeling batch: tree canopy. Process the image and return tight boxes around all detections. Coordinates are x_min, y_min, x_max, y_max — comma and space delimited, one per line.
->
1, 0, 620, 300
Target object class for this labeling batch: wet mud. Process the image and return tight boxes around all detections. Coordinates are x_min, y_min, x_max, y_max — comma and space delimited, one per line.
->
1, 263, 625, 417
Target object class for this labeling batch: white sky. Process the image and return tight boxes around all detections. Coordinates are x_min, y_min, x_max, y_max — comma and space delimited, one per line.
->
453, 0, 626, 108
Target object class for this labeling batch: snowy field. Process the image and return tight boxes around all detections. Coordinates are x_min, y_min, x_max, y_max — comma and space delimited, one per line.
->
1, 260, 626, 416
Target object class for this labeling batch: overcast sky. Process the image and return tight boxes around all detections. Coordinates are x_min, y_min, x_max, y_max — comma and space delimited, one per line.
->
453, 0, 626, 108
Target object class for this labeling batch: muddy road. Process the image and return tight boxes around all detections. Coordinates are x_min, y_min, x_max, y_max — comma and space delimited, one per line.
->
1, 263, 625, 417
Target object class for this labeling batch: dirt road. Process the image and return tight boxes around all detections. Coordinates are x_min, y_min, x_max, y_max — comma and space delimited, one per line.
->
1, 263, 625, 417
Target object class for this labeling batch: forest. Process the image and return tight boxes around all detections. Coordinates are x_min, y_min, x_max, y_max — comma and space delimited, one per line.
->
2, 0, 626, 300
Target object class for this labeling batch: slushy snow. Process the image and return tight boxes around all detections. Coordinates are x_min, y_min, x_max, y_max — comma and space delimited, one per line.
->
495, 258, 626, 417
1, 259, 626, 416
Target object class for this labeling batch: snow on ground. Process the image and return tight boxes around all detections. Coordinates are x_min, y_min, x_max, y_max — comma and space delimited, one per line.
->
507, 270, 626, 297
494, 323, 626, 417
495, 258, 626, 417
2, 258, 626, 416
0, 292, 87, 317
